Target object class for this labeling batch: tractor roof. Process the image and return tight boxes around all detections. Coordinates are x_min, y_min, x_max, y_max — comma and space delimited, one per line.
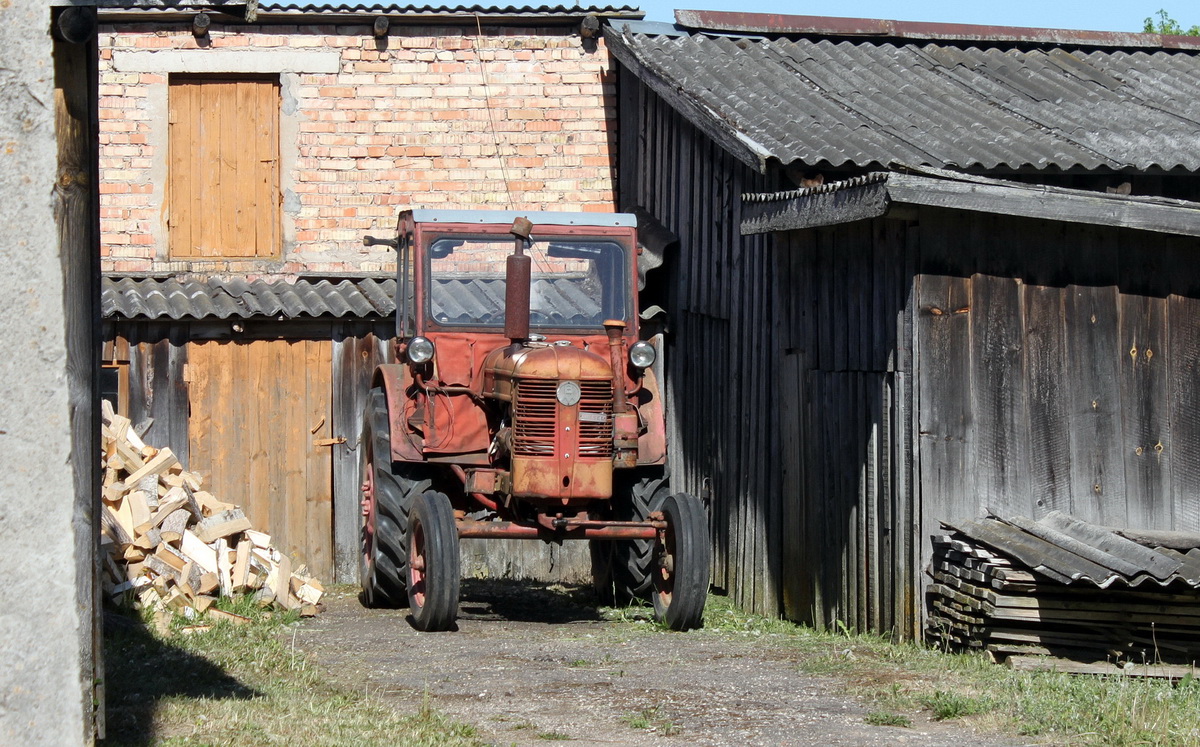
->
407, 209, 636, 228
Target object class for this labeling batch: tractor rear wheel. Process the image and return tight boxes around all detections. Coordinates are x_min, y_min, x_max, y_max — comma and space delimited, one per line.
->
360, 388, 431, 608
407, 490, 461, 631
651, 492, 710, 631
596, 467, 669, 603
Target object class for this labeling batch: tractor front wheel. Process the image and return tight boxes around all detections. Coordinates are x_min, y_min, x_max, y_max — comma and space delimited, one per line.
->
651, 493, 710, 631
361, 388, 416, 608
407, 490, 461, 631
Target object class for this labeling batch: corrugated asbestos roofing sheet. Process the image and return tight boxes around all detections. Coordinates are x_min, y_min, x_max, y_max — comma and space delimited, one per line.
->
258, 3, 640, 16
102, 277, 397, 320
944, 511, 1200, 589
605, 23, 1200, 172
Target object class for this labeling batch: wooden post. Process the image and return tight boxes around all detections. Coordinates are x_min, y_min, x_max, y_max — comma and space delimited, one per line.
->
54, 5, 102, 740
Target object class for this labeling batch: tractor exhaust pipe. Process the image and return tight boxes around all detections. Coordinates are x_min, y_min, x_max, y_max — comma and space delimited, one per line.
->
505, 217, 533, 342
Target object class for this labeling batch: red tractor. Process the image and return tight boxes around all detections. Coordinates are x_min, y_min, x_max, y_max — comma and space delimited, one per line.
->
360, 210, 709, 632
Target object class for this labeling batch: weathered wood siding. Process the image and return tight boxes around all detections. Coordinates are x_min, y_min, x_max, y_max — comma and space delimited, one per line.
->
619, 71, 782, 615
187, 337, 334, 578
108, 321, 379, 583
777, 217, 919, 637
777, 207, 1200, 637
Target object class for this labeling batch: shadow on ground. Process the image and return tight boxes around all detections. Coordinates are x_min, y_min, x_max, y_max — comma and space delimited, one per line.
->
457, 578, 611, 624
100, 609, 259, 746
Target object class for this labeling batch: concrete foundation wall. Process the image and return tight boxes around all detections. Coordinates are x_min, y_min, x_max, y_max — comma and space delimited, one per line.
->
0, 2, 93, 745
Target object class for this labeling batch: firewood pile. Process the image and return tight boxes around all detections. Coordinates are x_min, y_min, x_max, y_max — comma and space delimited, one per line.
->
100, 401, 324, 621
927, 513, 1200, 677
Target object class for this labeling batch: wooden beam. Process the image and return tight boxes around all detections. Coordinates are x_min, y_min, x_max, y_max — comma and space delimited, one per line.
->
888, 173, 1200, 238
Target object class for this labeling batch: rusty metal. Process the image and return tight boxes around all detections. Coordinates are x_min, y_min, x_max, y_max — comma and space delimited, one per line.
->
672, 9, 1200, 50
456, 520, 660, 540
450, 464, 504, 513
505, 218, 532, 341
602, 319, 628, 414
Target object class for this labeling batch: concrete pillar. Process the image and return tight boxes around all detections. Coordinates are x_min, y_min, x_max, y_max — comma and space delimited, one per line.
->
0, 1, 98, 744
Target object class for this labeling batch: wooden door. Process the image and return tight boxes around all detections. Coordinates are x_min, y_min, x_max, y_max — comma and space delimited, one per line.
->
187, 338, 334, 579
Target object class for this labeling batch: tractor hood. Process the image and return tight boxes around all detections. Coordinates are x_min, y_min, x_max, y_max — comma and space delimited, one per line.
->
482, 341, 612, 399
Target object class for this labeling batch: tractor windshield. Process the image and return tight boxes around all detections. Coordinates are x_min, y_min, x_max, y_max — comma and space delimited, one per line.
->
426, 236, 628, 330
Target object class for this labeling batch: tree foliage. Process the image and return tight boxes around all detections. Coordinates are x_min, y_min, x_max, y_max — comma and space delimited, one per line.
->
1143, 9, 1200, 36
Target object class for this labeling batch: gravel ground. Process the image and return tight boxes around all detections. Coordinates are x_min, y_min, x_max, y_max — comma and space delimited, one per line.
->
293, 580, 1025, 746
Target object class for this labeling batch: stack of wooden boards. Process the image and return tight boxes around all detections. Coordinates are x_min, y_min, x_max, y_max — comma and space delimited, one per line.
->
100, 401, 324, 619
927, 512, 1200, 677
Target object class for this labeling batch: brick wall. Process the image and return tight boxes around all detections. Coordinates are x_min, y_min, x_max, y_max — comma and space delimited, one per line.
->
98, 20, 618, 276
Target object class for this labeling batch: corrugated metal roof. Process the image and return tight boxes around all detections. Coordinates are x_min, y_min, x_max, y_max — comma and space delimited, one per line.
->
605, 22, 1200, 173
944, 511, 1200, 589
258, 3, 640, 17
102, 275, 602, 323
102, 277, 397, 320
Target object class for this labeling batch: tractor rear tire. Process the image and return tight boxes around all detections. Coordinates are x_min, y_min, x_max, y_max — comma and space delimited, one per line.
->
602, 467, 669, 603
406, 490, 461, 631
651, 492, 710, 631
360, 388, 431, 608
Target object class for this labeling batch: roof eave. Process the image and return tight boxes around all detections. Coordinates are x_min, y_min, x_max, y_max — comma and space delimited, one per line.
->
741, 169, 1200, 238
674, 9, 1200, 51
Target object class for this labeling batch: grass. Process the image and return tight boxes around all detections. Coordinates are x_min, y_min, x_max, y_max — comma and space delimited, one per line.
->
101, 596, 480, 747
620, 706, 680, 736
864, 711, 911, 727
686, 594, 1200, 745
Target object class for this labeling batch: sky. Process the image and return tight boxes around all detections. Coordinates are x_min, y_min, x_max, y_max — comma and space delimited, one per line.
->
635, 1, 1189, 33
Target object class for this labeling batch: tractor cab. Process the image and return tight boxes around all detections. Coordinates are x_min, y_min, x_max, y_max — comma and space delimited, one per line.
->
360, 210, 708, 632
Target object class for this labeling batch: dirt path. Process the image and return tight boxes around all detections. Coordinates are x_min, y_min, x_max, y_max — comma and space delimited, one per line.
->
294, 581, 1022, 746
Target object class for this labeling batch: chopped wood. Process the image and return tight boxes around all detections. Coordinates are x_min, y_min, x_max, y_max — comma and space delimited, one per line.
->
180, 625, 212, 636
181, 530, 218, 574
232, 539, 250, 591
159, 509, 191, 542
245, 529, 272, 549
215, 538, 232, 596
101, 505, 133, 546
194, 509, 253, 543
98, 417, 324, 621
124, 447, 178, 485
197, 572, 219, 595
207, 608, 251, 626
134, 495, 188, 536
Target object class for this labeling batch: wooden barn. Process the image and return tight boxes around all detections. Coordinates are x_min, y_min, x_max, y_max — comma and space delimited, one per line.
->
97, 2, 640, 583
605, 12, 1200, 636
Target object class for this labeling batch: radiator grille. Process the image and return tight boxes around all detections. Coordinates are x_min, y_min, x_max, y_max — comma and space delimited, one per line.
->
512, 378, 614, 458
577, 381, 614, 457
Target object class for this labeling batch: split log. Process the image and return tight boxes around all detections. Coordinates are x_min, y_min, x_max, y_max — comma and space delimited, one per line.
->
194, 509, 252, 544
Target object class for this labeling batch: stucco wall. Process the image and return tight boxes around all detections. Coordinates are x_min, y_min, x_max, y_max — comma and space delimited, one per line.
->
98, 20, 618, 277
0, 2, 93, 745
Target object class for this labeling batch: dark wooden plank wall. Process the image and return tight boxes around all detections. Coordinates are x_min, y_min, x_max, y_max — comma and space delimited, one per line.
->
777, 206, 1200, 638
777, 218, 918, 637
620, 72, 783, 615
914, 208, 1200, 536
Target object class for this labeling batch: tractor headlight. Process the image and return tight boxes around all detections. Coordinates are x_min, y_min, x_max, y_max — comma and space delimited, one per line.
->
629, 340, 656, 369
407, 336, 435, 365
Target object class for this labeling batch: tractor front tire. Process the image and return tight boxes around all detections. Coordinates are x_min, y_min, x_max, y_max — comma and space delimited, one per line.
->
651, 492, 710, 631
406, 490, 461, 631
600, 467, 670, 603
360, 388, 431, 608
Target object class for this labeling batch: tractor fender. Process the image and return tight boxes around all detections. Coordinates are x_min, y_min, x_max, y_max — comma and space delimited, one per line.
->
371, 364, 424, 462
636, 366, 667, 465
